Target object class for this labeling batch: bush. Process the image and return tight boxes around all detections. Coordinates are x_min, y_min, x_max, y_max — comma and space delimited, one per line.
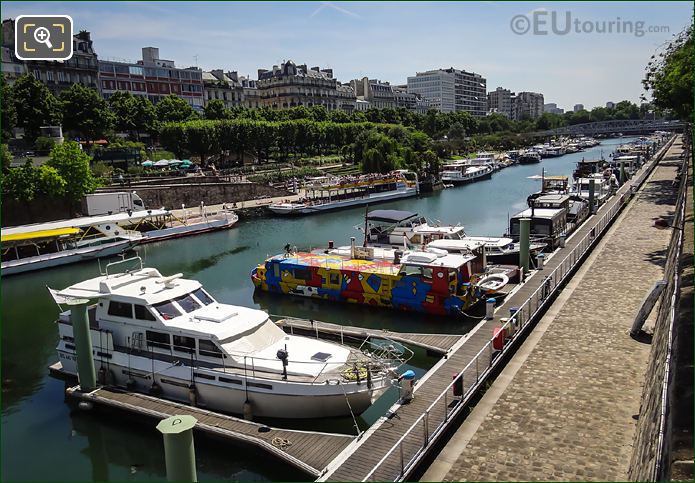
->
35, 136, 56, 153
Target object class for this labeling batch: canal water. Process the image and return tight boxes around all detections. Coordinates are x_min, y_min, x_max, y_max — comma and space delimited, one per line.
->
1, 137, 635, 481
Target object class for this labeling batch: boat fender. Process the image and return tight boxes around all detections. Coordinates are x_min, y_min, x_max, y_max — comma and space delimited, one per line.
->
98, 366, 107, 385
188, 384, 197, 407
242, 399, 253, 421
149, 382, 162, 396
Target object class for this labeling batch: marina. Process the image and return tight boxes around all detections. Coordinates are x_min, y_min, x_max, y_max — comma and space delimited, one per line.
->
1, 134, 686, 482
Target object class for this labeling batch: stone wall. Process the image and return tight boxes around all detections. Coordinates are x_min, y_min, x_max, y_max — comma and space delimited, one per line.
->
102, 182, 291, 209
628, 138, 691, 481
2, 197, 78, 227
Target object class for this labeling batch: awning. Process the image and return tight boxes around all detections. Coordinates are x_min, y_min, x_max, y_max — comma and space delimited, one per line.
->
367, 210, 418, 223
1, 227, 81, 243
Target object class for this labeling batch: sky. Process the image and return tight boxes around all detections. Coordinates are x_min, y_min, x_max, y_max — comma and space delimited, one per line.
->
2, 1, 692, 110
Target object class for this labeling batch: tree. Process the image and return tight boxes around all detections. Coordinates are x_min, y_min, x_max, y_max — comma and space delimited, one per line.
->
204, 99, 228, 120
47, 141, 98, 202
1, 143, 12, 172
11, 74, 61, 143
132, 95, 158, 138
643, 20, 693, 119
60, 84, 114, 142
2, 161, 37, 201
1, 76, 16, 143
35, 164, 66, 197
156, 94, 198, 123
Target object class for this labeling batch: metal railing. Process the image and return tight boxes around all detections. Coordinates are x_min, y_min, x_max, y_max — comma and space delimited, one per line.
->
361, 136, 676, 482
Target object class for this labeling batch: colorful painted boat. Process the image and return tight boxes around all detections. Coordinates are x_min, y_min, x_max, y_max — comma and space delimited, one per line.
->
251, 245, 485, 317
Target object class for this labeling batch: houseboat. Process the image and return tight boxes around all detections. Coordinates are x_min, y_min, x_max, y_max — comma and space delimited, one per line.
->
251, 243, 485, 316
2, 223, 141, 276
441, 163, 494, 185
50, 258, 403, 418
518, 151, 541, 164
508, 206, 568, 250
267, 171, 418, 215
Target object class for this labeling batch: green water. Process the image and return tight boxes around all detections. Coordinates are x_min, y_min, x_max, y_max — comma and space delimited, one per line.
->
1, 138, 635, 481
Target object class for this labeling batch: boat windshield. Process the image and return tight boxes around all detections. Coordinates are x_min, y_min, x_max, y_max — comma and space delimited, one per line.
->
174, 293, 201, 313
153, 300, 182, 320
192, 288, 214, 305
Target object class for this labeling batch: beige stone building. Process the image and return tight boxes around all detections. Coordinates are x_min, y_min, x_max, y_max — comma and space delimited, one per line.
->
256, 60, 355, 111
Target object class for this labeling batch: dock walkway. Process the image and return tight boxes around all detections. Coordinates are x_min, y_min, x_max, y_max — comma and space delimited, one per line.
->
318, 136, 677, 481
276, 318, 463, 355
423, 136, 685, 481
65, 385, 353, 478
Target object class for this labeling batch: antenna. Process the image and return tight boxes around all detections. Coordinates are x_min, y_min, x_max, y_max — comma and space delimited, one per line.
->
193, 54, 199, 67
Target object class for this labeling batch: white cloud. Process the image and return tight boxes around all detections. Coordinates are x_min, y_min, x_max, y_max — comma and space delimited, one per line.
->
311, 2, 360, 19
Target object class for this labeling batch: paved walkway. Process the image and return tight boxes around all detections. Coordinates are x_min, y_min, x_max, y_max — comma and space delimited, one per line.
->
423, 138, 682, 482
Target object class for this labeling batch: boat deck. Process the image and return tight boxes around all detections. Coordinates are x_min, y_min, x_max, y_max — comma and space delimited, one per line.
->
276, 318, 463, 355
65, 384, 354, 478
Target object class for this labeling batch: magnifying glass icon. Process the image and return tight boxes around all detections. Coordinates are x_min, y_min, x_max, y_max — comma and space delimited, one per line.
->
33, 27, 53, 49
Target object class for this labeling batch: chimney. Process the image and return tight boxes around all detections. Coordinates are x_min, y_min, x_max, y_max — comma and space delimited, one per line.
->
311, 66, 320, 72
321, 68, 333, 78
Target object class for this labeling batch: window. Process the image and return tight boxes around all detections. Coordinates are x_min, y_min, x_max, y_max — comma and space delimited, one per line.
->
194, 372, 215, 380
146, 330, 170, 350
114, 64, 129, 74
153, 301, 181, 320
108, 301, 133, 318
293, 268, 312, 281
173, 335, 195, 353
192, 288, 214, 306
199, 339, 223, 358
219, 377, 242, 385
134, 304, 156, 321
99, 63, 113, 73
174, 294, 201, 313
46, 71, 54, 82
129, 66, 143, 76
329, 272, 340, 285
58, 71, 66, 82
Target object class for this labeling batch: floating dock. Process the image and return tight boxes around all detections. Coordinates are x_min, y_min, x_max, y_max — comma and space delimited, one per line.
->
317, 136, 677, 482
276, 318, 463, 355
64, 383, 354, 478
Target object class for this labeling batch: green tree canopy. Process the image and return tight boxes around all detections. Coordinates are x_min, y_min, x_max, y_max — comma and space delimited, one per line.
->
11, 74, 61, 143
1, 76, 16, 143
204, 99, 228, 120
156, 94, 198, 123
47, 141, 98, 201
60, 84, 114, 141
643, 20, 693, 119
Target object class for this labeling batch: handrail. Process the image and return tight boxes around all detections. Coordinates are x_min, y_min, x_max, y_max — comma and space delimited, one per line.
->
361, 135, 675, 482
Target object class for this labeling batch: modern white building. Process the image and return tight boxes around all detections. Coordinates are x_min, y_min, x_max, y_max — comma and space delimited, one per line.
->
407, 67, 486, 116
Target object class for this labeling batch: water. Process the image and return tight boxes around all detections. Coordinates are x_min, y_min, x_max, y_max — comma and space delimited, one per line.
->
1, 137, 635, 481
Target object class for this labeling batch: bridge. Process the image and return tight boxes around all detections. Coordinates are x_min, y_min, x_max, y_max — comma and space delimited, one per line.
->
534, 118, 685, 137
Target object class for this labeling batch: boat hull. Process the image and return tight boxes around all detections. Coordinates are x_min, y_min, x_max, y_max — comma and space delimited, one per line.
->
441, 171, 493, 185
268, 188, 418, 216
55, 349, 388, 419
1, 239, 136, 276
140, 214, 239, 244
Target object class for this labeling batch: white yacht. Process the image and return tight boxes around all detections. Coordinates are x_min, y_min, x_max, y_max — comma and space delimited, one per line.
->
358, 210, 546, 265
571, 175, 614, 207
441, 163, 494, 185
50, 258, 404, 419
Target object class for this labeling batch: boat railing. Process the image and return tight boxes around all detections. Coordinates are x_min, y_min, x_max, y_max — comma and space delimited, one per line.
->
360, 135, 674, 482
103, 256, 143, 276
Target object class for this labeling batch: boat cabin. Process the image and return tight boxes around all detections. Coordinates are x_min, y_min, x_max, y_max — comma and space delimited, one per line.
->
531, 194, 571, 210
509, 207, 567, 249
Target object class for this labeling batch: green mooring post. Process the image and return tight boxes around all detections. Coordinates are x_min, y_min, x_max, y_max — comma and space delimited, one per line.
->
68, 298, 97, 392
157, 415, 198, 482
519, 218, 531, 274
619, 162, 626, 185
588, 178, 596, 214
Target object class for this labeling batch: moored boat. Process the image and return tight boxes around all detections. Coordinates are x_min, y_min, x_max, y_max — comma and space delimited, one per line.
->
251, 243, 485, 316
50, 257, 405, 418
